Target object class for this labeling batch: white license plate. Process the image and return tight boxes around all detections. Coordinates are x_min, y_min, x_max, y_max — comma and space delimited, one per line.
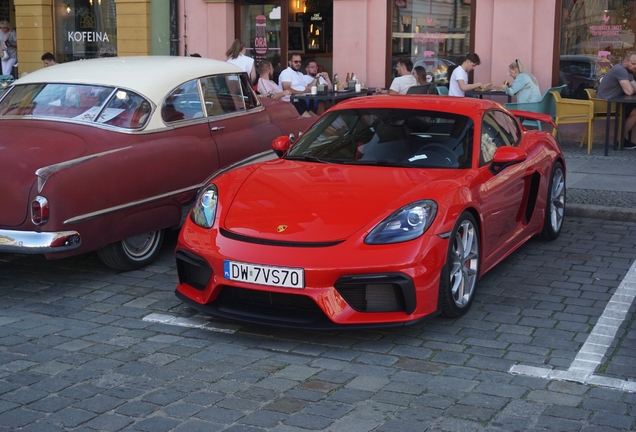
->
223, 260, 304, 289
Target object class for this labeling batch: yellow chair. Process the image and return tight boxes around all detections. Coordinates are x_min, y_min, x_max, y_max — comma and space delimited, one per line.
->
584, 88, 622, 148
551, 90, 594, 154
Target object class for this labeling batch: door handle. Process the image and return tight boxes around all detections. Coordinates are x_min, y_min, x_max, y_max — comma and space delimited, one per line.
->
211, 126, 225, 131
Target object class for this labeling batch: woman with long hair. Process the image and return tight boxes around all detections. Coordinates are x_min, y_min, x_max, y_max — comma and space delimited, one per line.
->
501, 59, 541, 103
225, 39, 256, 84
412, 65, 427, 85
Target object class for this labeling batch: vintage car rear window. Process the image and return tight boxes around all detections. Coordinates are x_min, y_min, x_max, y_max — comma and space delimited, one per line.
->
0, 84, 152, 130
286, 108, 474, 169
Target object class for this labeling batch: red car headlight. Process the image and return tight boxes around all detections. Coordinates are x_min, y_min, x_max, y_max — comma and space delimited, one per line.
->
31, 196, 49, 225
365, 200, 437, 244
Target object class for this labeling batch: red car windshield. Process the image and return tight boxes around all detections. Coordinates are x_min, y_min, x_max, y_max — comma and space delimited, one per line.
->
286, 108, 474, 169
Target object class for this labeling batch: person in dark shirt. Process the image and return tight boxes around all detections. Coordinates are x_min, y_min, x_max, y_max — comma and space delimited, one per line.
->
598, 51, 636, 149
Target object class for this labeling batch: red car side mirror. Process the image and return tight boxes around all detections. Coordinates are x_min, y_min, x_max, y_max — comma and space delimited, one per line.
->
490, 146, 527, 174
271, 136, 291, 157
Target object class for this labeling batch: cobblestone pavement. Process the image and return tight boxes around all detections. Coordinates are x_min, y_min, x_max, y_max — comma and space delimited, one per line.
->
0, 216, 635, 431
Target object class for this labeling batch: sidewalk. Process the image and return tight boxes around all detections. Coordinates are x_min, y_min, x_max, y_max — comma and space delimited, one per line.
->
559, 123, 636, 222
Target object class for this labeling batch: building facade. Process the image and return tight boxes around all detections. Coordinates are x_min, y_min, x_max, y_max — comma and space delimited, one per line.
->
3, 0, 635, 98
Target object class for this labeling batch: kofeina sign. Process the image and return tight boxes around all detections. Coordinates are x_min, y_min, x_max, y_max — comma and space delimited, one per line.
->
68, 31, 110, 42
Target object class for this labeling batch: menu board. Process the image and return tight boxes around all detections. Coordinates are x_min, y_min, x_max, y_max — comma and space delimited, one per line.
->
288, 22, 305, 53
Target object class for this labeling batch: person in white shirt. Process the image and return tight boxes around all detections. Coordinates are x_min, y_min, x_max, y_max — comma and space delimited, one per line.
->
257, 60, 316, 117
449, 53, 488, 97
376, 58, 417, 94
226, 39, 256, 84
279, 53, 316, 94
303, 59, 332, 90
279, 53, 324, 115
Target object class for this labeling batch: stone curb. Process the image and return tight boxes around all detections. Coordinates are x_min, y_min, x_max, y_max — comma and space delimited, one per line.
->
566, 203, 636, 222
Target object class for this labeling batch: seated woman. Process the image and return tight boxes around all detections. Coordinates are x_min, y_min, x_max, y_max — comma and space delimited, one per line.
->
499, 59, 541, 103
412, 65, 427, 85
257, 60, 316, 117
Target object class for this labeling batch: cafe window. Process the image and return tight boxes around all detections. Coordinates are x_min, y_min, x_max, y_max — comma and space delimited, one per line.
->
391, 0, 472, 84
239, 3, 283, 78
54, 0, 118, 62
559, 0, 635, 99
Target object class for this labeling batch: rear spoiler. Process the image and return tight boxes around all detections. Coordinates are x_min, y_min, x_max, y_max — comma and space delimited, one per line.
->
507, 110, 556, 129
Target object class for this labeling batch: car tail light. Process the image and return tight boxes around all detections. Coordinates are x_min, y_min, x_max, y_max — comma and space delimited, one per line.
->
31, 196, 49, 225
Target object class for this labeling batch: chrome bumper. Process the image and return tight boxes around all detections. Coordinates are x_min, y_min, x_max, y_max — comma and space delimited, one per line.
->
0, 229, 81, 254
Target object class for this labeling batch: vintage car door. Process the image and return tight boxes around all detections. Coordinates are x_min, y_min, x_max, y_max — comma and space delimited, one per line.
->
201, 73, 282, 167
158, 79, 223, 190
477, 110, 530, 264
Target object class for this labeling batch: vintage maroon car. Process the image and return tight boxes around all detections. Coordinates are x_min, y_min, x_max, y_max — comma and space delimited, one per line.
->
0, 56, 312, 270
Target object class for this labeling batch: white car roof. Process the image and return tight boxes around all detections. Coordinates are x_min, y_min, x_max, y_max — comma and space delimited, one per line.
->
16, 56, 243, 104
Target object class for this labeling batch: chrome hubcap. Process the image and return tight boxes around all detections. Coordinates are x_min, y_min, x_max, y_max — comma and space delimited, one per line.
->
550, 167, 565, 233
122, 231, 159, 259
450, 220, 479, 308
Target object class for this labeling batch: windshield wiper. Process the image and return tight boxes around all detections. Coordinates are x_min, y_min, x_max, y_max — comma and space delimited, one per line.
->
350, 159, 406, 167
285, 155, 328, 163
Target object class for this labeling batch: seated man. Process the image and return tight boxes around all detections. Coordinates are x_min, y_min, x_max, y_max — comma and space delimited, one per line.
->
449, 53, 488, 97
597, 51, 636, 149
278, 53, 321, 116
257, 60, 315, 118
376, 58, 417, 95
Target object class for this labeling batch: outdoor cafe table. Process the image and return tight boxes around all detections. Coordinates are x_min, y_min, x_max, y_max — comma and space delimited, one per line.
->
290, 89, 374, 106
604, 94, 636, 156
465, 89, 512, 103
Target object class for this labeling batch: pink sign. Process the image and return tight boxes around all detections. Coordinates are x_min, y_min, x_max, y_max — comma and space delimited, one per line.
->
395, 0, 408, 9
255, 15, 267, 55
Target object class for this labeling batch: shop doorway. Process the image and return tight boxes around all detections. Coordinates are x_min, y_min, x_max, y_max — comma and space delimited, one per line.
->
236, 0, 333, 82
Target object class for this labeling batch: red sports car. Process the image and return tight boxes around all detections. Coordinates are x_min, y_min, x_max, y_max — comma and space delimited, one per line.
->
175, 96, 565, 328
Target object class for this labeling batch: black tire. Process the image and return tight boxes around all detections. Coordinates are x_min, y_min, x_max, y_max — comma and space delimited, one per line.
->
539, 162, 565, 240
440, 213, 480, 318
97, 229, 165, 271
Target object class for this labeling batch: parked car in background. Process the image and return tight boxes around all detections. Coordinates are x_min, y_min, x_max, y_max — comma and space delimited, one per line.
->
0, 56, 313, 270
414, 57, 456, 85
175, 96, 566, 329
559, 54, 612, 99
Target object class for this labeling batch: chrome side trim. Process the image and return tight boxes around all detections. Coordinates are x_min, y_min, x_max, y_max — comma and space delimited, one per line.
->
0, 229, 81, 254
35, 146, 133, 193
63, 184, 202, 225
63, 150, 277, 226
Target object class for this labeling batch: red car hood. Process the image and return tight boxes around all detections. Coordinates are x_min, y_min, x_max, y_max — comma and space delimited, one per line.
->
0, 123, 87, 226
224, 160, 453, 242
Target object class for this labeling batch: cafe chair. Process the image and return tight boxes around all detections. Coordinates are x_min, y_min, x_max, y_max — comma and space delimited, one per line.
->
436, 86, 449, 96
584, 88, 622, 148
406, 84, 432, 95
551, 90, 594, 154
504, 84, 566, 131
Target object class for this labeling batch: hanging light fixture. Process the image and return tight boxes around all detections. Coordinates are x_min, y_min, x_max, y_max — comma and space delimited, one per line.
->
66, 4, 71, 13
